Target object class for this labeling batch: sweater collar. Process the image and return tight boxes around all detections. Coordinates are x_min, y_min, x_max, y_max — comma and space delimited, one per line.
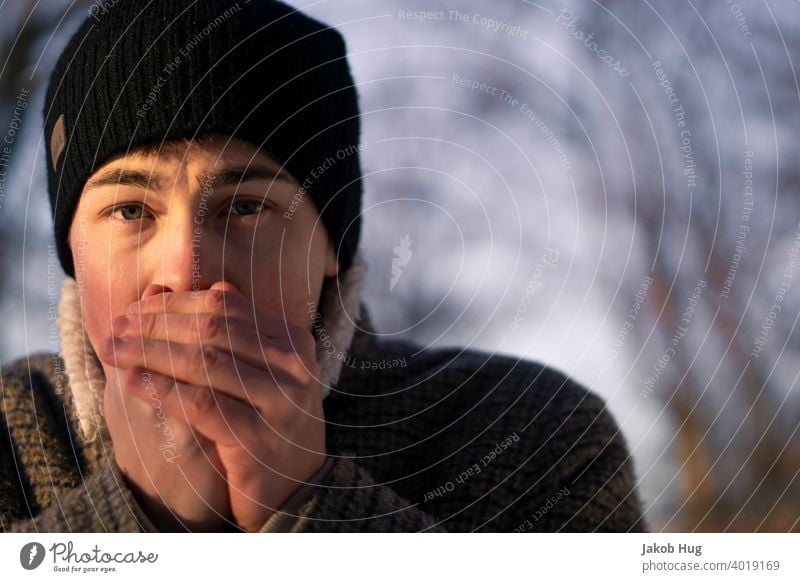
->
57, 249, 370, 444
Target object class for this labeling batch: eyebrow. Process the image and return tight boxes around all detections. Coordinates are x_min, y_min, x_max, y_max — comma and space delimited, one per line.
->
83, 163, 296, 195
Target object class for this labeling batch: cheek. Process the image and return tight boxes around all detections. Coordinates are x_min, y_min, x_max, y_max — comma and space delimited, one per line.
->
239, 219, 325, 325
78, 278, 114, 355
245, 262, 313, 330
74, 249, 138, 354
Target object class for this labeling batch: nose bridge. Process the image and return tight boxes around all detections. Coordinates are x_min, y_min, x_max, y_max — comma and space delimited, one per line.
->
156, 200, 220, 292
156, 208, 195, 291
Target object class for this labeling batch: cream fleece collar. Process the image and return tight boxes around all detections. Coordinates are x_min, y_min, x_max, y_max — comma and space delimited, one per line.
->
57, 250, 369, 443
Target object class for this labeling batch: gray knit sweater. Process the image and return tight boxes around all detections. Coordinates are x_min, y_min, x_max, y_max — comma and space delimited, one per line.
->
0, 255, 647, 532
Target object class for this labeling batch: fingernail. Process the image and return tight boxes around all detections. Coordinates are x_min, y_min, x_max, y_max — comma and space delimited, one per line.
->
102, 336, 125, 355
112, 315, 129, 335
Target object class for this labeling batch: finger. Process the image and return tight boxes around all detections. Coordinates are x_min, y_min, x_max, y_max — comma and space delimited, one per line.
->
209, 280, 241, 295
128, 288, 315, 355
124, 368, 262, 448
112, 311, 306, 370
97, 335, 309, 410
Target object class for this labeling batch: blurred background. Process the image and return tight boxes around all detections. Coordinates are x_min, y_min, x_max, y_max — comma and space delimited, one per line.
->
1, 0, 798, 531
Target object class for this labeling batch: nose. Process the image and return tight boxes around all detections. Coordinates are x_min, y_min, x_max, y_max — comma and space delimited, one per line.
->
143, 212, 221, 295
140, 282, 171, 301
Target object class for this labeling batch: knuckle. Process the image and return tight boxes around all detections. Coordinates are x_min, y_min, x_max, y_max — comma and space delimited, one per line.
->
188, 345, 208, 370
123, 367, 148, 388
189, 386, 216, 415
158, 376, 176, 398
200, 313, 222, 339
200, 344, 219, 368
204, 289, 227, 312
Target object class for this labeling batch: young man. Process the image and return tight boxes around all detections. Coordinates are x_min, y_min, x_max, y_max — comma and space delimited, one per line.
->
1, 0, 646, 532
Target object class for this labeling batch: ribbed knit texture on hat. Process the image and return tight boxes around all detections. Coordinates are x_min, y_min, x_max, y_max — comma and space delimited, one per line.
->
43, 0, 362, 277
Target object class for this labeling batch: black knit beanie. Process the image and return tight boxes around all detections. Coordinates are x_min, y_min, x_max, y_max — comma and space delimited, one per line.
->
43, 0, 362, 278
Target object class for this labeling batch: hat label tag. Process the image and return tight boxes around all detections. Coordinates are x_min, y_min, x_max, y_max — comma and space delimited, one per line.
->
51, 113, 66, 170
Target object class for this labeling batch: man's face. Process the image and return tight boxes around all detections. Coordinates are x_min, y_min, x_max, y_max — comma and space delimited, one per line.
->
68, 134, 338, 364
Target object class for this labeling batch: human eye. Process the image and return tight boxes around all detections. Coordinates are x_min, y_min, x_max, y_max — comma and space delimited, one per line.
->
224, 198, 271, 217
109, 202, 151, 221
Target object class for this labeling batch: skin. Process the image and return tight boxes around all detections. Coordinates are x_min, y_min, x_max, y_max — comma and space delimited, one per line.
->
67, 133, 338, 531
